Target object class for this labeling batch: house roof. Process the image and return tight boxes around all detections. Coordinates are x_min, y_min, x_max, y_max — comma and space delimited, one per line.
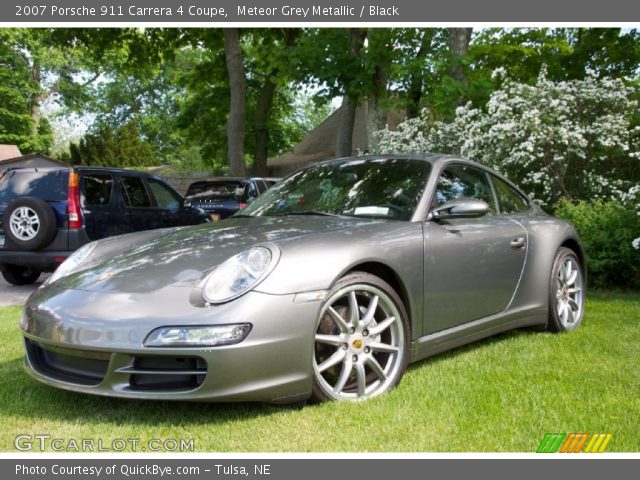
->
0, 145, 22, 161
0, 153, 67, 166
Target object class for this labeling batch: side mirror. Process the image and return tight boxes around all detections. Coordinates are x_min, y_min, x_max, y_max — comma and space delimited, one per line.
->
430, 198, 490, 220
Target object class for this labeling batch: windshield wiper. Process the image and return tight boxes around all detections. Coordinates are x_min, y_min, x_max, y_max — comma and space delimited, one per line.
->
274, 210, 340, 217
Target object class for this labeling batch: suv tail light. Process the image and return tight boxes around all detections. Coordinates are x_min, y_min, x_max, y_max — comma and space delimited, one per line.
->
67, 171, 82, 229
239, 202, 248, 209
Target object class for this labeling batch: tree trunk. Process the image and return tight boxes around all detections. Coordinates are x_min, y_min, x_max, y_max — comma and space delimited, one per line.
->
407, 31, 434, 119
28, 62, 42, 138
447, 28, 473, 84
223, 28, 247, 176
253, 29, 299, 176
335, 28, 367, 158
253, 78, 276, 176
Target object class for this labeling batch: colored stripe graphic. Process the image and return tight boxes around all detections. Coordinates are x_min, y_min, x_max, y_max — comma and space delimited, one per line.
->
536, 433, 566, 453
537, 433, 612, 453
584, 433, 613, 453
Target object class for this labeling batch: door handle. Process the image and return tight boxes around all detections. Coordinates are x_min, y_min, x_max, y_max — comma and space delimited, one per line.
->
510, 236, 526, 249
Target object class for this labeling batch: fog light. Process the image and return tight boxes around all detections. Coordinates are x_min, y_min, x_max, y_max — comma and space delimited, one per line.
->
144, 324, 252, 347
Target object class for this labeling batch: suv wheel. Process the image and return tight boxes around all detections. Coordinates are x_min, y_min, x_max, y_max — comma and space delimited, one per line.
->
3, 197, 57, 251
1, 265, 41, 285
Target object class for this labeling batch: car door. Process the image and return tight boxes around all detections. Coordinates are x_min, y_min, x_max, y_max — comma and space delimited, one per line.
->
80, 171, 118, 241
146, 177, 193, 227
422, 163, 528, 335
116, 174, 157, 233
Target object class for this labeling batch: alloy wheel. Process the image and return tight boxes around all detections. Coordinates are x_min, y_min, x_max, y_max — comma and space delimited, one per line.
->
9, 207, 40, 241
555, 257, 584, 329
313, 284, 406, 401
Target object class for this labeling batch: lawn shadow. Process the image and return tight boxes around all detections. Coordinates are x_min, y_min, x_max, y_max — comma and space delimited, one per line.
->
0, 356, 285, 430
406, 327, 541, 372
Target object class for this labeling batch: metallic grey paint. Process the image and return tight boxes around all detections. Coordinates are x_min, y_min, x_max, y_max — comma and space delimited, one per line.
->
21, 154, 585, 403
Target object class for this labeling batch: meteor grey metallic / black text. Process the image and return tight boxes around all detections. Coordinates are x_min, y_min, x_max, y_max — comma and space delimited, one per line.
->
21, 154, 586, 403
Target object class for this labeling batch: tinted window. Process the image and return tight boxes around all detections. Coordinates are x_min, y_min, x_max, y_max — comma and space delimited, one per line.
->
0, 170, 67, 203
241, 158, 431, 221
148, 179, 181, 210
83, 174, 113, 206
120, 176, 151, 208
186, 181, 245, 199
246, 181, 258, 200
436, 164, 497, 213
492, 175, 530, 214
256, 179, 268, 193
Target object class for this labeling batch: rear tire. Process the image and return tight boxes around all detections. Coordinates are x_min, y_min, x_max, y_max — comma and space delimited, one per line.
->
1, 265, 41, 285
2, 197, 57, 251
547, 247, 585, 332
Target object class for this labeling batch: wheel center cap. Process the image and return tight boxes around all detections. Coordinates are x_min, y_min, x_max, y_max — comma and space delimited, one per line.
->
351, 338, 363, 351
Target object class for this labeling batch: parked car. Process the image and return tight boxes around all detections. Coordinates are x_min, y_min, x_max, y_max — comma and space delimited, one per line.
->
184, 177, 271, 221
264, 177, 282, 187
0, 166, 209, 285
21, 154, 585, 404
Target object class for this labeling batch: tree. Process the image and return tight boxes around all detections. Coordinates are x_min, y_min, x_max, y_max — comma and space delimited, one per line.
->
223, 29, 247, 176
246, 29, 301, 176
69, 122, 156, 167
0, 30, 53, 152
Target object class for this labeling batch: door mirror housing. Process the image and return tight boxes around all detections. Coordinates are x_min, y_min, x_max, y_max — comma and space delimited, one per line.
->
430, 198, 490, 220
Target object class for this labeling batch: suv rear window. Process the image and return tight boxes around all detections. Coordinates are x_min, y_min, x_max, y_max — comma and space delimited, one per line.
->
0, 170, 68, 204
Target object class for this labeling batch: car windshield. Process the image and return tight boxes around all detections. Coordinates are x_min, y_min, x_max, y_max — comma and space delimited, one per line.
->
240, 158, 431, 220
186, 181, 246, 200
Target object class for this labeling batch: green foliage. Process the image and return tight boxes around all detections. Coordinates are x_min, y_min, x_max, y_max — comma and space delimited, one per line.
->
0, 30, 53, 153
69, 122, 155, 167
554, 200, 640, 289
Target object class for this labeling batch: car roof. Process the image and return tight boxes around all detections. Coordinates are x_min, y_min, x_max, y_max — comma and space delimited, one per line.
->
314, 153, 470, 167
187, 177, 271, 188
3, 166, 151, 175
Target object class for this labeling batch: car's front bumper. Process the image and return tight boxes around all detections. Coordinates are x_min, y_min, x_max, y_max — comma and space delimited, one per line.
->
21, 287, 322, 403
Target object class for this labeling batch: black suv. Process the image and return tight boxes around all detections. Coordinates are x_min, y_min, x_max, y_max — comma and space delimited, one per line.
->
0, 167, 210, 285
185, 177, 272, 221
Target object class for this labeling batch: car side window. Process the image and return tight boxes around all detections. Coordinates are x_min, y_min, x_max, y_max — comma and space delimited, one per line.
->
246, 182, 258, 200
147, 179, 181, 210
120, 176, 151, 208
491, 175, 530, 214
436, 164, 497, 214
255, 180, 266, 194
82, 174, 113, 206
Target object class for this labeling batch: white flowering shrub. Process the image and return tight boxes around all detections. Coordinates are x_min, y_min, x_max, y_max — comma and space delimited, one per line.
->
373, 70, 640, 208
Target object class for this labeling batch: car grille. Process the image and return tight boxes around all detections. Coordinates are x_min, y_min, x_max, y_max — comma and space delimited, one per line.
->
26, 339, 208, 391
117, 356, 207, 391
25, 339, 110, 386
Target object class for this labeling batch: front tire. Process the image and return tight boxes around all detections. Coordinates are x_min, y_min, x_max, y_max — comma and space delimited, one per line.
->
547, 247, 585, 332
311, 272, 410, 402
1, 265, 41, 285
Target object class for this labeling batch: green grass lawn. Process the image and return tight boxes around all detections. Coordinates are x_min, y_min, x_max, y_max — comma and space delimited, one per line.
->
1, 290, 638, 452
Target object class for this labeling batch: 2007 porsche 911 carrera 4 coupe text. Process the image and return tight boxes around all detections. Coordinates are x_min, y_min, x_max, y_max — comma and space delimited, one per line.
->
21, 154, 586, 403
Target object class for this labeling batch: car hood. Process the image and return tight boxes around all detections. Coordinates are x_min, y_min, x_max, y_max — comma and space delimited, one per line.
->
53, 216, 385, 294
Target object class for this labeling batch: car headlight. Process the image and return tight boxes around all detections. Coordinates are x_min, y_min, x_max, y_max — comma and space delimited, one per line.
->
45, 241, 97, 285
202, 246, 277, 304
144, 324, 252, 347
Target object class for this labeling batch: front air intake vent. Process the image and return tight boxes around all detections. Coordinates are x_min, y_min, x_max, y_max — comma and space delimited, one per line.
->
117, 356, 207, 391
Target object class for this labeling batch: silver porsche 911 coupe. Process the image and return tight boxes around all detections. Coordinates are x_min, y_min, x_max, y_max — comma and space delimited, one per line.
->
21, 154, 585, 403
